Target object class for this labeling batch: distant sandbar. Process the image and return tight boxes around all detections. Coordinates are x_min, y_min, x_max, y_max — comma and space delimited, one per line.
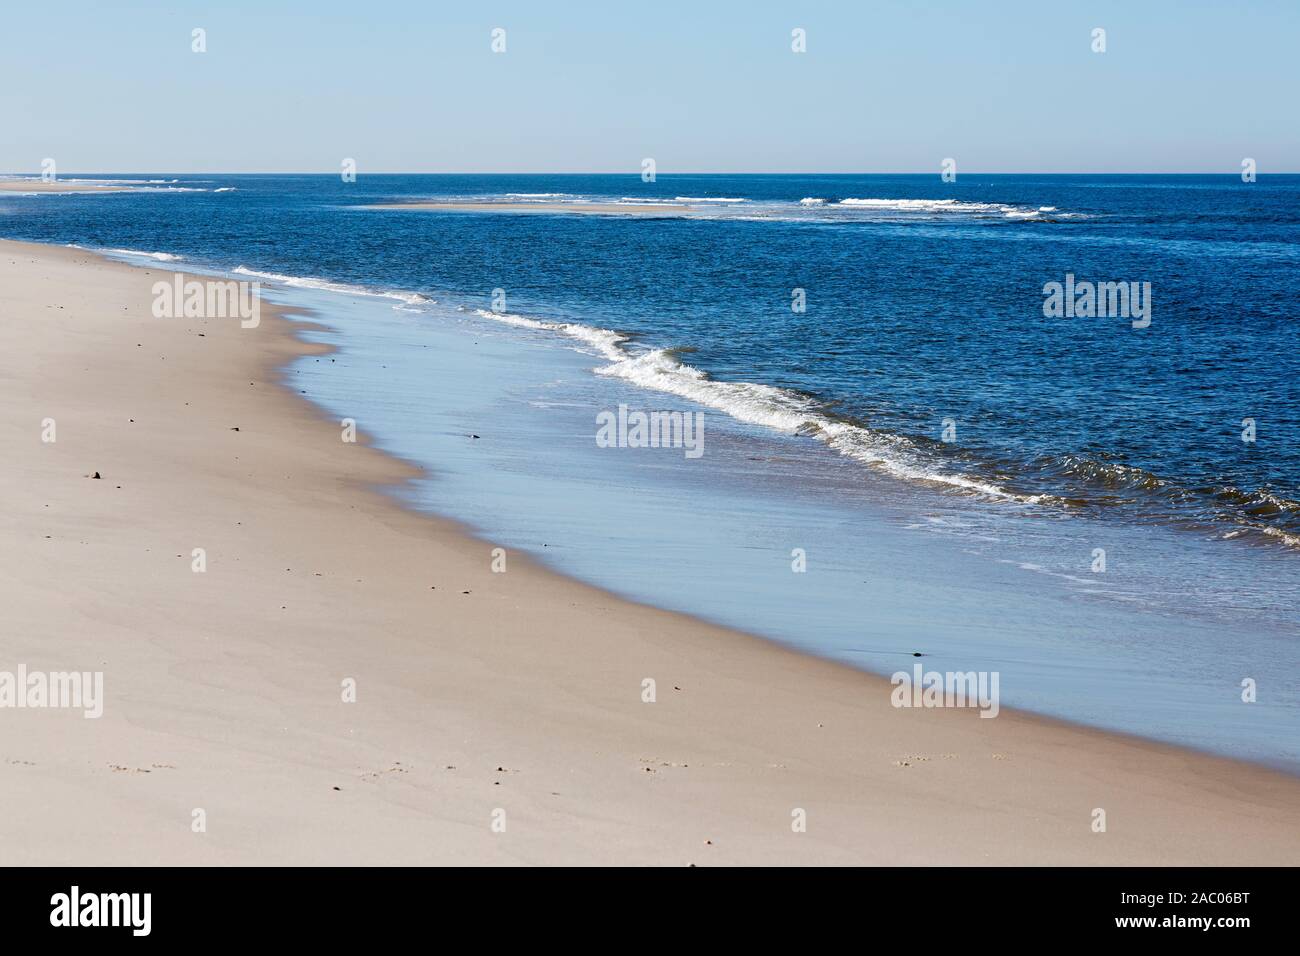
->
0, 180, 131, 194
370, 200, 719, 217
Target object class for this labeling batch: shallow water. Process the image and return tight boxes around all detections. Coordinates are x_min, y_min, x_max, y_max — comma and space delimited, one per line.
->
270, 284, 1298, 769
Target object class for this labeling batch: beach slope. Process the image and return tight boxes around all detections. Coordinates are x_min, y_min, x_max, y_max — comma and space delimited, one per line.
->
1, 239, 1296, 865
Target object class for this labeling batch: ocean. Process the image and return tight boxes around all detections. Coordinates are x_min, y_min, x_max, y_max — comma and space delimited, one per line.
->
2, 172, 1297, 766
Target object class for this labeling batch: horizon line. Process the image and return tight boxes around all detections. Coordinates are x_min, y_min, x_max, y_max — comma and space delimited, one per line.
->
5, 170, 1297, 177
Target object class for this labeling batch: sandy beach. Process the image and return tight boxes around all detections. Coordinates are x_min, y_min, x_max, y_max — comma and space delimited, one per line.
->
2, 237, 1298, 866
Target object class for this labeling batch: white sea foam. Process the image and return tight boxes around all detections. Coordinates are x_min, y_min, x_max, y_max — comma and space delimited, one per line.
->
1259, 525, 1300, 549
472, 304, 1044, 503
214, 187, 238, 193
838, 198, 999, 212
600, 348, 1045, 502
105, 248, 185, 261
473, 309, 627, 361
232, 266, 428, 305
64, 244, 186, 262
674, 196, 747, 203
833, 197, 1058, 220
592, 347, 1043, 501
595, 348, 820, 431
389, 292, 433, 312
233, 266, 368, 294
505, 192, 573, 199
799, 197, 826, 205
839, 198, 958, 208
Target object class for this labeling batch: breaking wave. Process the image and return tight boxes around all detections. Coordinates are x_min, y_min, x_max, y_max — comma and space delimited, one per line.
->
473, 309, 1044, 502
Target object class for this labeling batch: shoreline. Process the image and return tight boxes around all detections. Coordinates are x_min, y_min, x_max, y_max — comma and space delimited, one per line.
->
3, 237, 1299, 864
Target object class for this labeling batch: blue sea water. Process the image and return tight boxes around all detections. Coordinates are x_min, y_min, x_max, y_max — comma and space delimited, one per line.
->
2, 173, 1297, 766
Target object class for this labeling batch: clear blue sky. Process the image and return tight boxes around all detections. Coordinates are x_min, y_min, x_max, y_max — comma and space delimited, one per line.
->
3, 0, 1296, 173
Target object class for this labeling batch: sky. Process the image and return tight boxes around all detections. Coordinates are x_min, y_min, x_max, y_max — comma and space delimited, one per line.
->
2, 0, 1296, 174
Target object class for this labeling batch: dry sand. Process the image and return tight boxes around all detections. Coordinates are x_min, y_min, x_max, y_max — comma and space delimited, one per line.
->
2, 238, 1297, 865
